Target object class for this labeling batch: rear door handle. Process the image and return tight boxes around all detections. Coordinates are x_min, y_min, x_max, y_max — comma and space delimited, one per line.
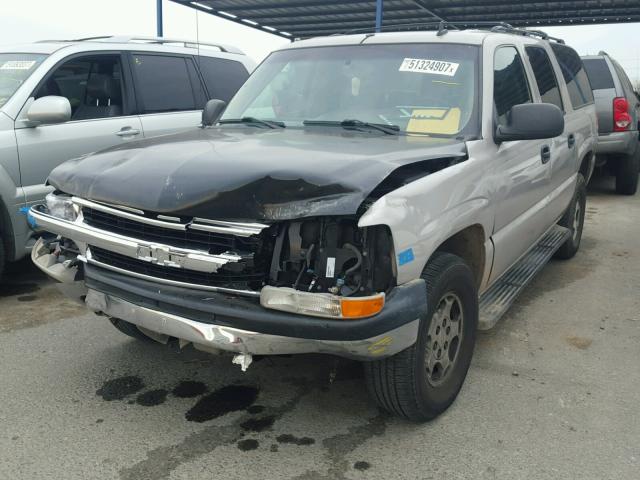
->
541, 145, 551, 164
115, 127, 141, 137
568, 133, 575, 148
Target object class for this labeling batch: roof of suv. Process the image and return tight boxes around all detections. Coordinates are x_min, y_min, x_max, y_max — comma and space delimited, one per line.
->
1, 35, 246, 57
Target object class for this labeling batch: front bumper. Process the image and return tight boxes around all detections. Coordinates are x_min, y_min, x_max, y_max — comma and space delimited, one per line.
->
84, 288, 421, 360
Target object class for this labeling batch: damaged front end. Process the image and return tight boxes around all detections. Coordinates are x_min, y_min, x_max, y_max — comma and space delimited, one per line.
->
31, 235, 87, 304
29, 193, 427, 364
30, 193, 397, 314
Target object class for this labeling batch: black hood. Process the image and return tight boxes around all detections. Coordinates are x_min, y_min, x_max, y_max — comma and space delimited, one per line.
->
48, 127, 467, 221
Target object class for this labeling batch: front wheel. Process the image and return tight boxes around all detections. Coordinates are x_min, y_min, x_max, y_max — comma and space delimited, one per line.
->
364, 252, 478, 422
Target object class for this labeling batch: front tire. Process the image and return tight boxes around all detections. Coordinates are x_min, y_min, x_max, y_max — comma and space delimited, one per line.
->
364, 252, 478, 422
555, 173, 586, 260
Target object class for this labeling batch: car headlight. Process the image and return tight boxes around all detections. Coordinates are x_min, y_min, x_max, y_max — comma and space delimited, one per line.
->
260, 286, 385, 319
45, 193, 79, 221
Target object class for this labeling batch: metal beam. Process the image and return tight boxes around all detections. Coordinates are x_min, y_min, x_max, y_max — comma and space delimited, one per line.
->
156, 0, 163, 37
375, 0, 384, 32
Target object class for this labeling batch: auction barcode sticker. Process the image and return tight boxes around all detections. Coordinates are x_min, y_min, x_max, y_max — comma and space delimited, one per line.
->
0, 60, 36, 70
399, 58, 459, 76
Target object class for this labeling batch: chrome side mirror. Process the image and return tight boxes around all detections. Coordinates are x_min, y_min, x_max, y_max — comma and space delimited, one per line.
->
27, 96, 71, 125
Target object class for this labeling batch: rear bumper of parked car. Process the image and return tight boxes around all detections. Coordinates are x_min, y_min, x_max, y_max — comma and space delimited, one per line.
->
29, 206, 426, 361
596, 130, 637, 155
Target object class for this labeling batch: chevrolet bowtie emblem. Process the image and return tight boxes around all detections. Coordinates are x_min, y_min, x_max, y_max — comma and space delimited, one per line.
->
136, 244, 187, 268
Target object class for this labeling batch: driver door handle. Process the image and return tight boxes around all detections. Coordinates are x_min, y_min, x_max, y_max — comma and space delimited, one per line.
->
568, 133, 575, 148
115, 127, 141, 137
541, 145, 551, 164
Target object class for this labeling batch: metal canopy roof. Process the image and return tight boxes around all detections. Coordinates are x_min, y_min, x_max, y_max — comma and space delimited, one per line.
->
169, 0, 640, 40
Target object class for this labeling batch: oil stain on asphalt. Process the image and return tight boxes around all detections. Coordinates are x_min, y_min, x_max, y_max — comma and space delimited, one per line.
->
136, 389, 169, 407
240, 415, 276, 432
237, 439, 260, 451
17, 295, 38, 302
185, 385, 259, 423
96, 376, 145, 401
354, 461, 371, 471
172, 380, 208, 398
276, 433, 315, 446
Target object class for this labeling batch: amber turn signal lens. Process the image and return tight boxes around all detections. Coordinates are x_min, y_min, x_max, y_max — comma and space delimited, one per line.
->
340, 295, 385, 319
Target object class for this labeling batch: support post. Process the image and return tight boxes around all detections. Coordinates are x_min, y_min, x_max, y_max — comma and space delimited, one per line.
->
375, 0, 384, 32
156, 0, 163, 37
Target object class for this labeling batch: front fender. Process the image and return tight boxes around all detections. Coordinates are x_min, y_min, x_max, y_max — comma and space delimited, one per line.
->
358, 157, 493, 285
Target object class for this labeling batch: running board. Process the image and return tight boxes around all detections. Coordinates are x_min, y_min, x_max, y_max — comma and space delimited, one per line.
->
478, 225, 571, 330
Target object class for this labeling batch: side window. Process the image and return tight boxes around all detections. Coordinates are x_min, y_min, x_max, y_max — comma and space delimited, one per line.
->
132, 54, 201, 113
583, 58, 615, 90
493, 46, 532, 125
35, 54, 124, 120
197, 57, 249, 103
525, 46, 563, 111
551, 44, 594, 108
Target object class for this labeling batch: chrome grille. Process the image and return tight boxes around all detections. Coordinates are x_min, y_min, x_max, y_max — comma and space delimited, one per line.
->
82, 206, 261, 254
89, 246, 267, 291
72, 197, 274, 294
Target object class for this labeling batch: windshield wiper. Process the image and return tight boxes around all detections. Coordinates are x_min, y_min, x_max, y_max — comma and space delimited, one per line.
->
219, 117, 285, 129
303, 119, 401, 135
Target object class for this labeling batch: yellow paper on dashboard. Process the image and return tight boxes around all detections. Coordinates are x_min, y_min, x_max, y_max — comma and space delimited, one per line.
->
407, 107, 461, 135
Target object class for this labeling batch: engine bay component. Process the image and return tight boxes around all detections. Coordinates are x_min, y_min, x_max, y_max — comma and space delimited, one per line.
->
270, 217, 395, 298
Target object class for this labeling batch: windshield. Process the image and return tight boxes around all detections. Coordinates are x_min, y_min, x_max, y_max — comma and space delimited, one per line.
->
222, 43, 479, 136
0, 53, 47, 108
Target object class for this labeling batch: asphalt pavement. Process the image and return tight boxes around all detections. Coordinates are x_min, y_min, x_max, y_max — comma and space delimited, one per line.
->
1, 173, 639, 480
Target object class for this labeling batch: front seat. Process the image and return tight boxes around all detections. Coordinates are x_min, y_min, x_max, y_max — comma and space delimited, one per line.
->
73, 74, 122, 120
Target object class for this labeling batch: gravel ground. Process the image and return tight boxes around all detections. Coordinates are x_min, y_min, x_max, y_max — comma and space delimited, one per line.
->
0, 173, 639, 480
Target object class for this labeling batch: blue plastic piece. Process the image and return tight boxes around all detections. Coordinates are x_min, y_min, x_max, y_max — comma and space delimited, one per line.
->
20, 206, 38, 229
397, 248, 415, 266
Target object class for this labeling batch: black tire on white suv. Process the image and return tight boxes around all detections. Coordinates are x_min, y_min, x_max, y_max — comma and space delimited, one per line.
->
364, 252, 478, 422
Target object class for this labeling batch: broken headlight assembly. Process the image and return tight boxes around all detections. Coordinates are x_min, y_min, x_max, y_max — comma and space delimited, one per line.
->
45, 193, 79, 222
261, 217, 396, 319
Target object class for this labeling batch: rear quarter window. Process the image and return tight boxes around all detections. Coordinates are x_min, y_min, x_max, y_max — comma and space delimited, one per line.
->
551, 44, 594, 109
132, 54, 201, 113
583, 58, 615, 90
197, 57, 249, 103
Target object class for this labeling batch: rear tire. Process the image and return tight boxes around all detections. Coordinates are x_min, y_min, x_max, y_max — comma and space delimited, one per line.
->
109, 318, 153, 342
615, 148, 640, 195
364, 252, 478, 422
555, 173, 586, 260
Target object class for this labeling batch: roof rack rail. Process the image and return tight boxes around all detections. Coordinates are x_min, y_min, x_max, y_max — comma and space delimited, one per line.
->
38, 35, 244, 54
335, 20, 514, 36
489, 25, 565, 44
330, 20, 564, 44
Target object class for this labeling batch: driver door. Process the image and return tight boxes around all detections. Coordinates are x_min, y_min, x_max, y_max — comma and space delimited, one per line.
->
14, 52, 142, 209
488, 45, 554, 283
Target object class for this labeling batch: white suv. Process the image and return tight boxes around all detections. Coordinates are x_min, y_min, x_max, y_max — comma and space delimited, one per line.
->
0, 36, 255, 276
